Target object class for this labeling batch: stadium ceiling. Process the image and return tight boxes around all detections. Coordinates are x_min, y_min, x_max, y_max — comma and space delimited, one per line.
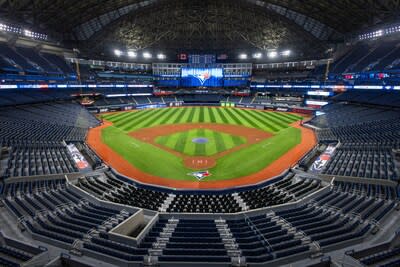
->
1, 0, 399, 51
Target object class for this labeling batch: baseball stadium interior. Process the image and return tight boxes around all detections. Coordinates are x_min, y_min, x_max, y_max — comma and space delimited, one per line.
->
0, 1, 400, 267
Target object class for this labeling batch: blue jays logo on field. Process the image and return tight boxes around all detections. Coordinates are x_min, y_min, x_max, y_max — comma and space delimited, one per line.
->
188, 170, 211, 180
191, 72, 211, 85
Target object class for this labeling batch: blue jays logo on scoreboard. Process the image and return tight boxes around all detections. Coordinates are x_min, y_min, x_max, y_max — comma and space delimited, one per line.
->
181, 68, 223, 87
192, 72, 211, 85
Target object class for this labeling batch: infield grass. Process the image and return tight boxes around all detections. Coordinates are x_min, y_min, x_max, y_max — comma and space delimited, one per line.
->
155, 129, 246, 156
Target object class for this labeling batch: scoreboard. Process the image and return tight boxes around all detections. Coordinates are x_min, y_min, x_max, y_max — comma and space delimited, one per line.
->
189, 54, 216, 65
153, 62, 252, 88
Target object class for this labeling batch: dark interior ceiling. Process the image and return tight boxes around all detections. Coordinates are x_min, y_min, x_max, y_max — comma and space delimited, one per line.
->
1, 0, 399, 53
88, 0, 322, 52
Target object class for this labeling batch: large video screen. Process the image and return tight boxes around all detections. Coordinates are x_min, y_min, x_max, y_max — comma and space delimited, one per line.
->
181, 68, 223, 87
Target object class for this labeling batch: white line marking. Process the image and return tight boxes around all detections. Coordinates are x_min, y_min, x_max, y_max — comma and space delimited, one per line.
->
131, 142, 140, 148
262, 143, 271, 149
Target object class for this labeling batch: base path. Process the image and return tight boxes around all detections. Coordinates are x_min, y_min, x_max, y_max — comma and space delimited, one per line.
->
87, 120, 317, 189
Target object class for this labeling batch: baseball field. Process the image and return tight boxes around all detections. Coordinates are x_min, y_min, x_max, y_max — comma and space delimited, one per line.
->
88, 107, 311, 186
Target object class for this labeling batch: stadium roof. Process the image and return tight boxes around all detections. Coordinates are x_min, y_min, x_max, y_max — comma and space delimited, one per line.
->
1, 0, 399, 52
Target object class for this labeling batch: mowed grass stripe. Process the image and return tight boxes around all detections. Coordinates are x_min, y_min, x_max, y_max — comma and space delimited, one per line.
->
259, 112, 293, 128
167, 108, 185, 124
234, 109, 269, 129
156, 135, 170, 147
232, 135, 245, 146
241, 109, 282, 132
284, 112, 303, 121
110, 111, 137, 124
132, 109, 169, 130
219, 108, 233, 124
210, 107, 224, 123
220, 131, 236, 149
161, 107, 183, 124
185, 107, 197, 123
102, 111, 129, 120
277, 111, 302, 121
163, 131, 180, 149
130, 108, 166, 129
198, 107, 205, 123
266, 111, 296, 124
231, 108, 269, 130
213, 131, 227, 152
204, 107, 211, 122
147, 107, 177, 127
226, 108, 262, 130
120, 109, 162, 131
192, 107, 201, 123
208, 107, 217, 123
114, 109, 152, 127
111, 110, 140, 121
139, 108, 172, 128
176, 108, 191, 123
253, 110, 292, 127
116, 108, 155, 122
174, 131, 189, 153
102, 112, 126, 121
195, 128, 206, 155
215, 108, 232, 124
222, 108, 244, 126
223, 108, 244, 125
204, 130, 218, 155
243, 109, 282, 131
184, 130, 199, 155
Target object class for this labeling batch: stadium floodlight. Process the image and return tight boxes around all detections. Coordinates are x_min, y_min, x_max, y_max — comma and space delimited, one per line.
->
114, 49, 122, 57
239, 53, 248, 60
281, 50, 291, 56
127, 51, 137, 58
23, 29, 32, 37
252, 53, 262, 59
143, 52, 152, 59
268, 51, 278, 58
157, 53, 166, 60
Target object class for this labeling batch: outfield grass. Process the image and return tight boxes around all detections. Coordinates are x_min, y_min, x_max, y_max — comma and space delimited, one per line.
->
102, 107, 302, 133
155, 129, 246, 156
100, 107, 303, 181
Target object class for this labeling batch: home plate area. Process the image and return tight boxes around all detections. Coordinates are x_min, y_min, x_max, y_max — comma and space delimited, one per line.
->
184, 156, 216, 170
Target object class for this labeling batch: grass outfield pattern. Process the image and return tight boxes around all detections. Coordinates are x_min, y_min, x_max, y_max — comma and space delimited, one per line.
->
101, 107, 304, 181
104, 107, 302, 133
208, 107, 217, 123
214, 107, 230, 124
